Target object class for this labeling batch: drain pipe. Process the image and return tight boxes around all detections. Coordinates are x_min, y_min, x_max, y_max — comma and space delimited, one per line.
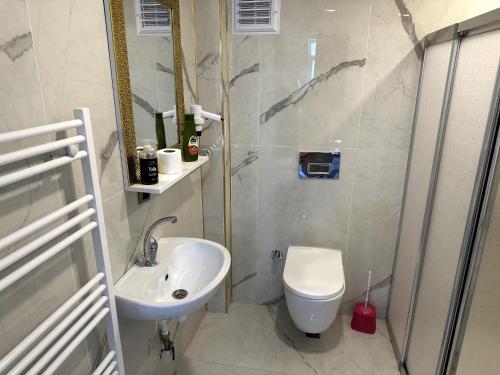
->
158, 320, 175, 360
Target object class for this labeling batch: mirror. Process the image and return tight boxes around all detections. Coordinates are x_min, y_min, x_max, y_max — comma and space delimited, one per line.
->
106, 0, 184, 185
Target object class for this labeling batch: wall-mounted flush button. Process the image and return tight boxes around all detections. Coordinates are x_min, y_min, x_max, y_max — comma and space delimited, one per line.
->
299, 152, 340, 179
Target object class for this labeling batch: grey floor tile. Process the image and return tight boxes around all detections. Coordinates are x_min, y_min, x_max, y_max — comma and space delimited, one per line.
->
183, 302, 398, 375
177, 359, 285, 375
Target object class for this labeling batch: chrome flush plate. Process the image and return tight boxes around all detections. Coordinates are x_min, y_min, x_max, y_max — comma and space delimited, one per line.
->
298, 152, 341, 179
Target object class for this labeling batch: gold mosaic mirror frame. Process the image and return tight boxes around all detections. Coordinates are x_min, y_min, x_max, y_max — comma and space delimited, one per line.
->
107, 0, 184, 185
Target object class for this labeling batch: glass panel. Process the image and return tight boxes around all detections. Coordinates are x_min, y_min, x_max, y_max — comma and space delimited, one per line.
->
123, 0, 177, 147
407, 29, 500, 375
388, 40, 453, 355
455, 158, 500, 374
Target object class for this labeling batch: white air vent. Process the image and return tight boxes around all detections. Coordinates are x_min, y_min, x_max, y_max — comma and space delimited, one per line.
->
233, 0, 280, 34
135, 0, 171, 36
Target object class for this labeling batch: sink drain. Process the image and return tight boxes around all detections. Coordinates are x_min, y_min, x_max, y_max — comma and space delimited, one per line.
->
172, 289, 188, 300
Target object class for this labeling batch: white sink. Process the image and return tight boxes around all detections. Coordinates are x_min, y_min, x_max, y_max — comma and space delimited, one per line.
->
114, 237, 231, 320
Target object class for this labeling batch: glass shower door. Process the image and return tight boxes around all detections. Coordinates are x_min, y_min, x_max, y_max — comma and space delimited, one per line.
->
406, 28, 500, 375
454, 153, 500, 374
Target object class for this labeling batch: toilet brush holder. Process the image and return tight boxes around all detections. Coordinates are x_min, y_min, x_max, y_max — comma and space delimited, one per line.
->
351, 270, 377, 334
351, 302, 376, 334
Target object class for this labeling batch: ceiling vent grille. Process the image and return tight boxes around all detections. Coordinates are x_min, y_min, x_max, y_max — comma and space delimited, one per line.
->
135, 0, 171, 36
233, 0, 280, 34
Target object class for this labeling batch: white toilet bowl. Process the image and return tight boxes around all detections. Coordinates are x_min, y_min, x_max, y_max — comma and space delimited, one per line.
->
283, 246, 345, 334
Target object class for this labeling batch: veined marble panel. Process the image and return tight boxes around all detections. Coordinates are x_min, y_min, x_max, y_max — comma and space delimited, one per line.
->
180, 0, 198, 107
0, 0, 46, 132
196, 0, 223, 147
259, 33, 367, 148
229, 35, 259, 145
26, 0, 124, 201
103, 170, 203, 283
200, 148, 226, 312
279, 0, 372, 35
256, 146, 355, 303
0, 1, 81, 364
358, 0, 421, 149
194, 0, 227, 313
227, 0, 420, 317
231, 144, 259, 303
343, 148, 408, 317
1, 1, 206, 374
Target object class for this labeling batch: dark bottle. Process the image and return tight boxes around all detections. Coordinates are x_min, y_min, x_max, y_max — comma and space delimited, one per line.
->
155, 112, 166, 150
183, 113, 199, 162
139, 140, 158, 185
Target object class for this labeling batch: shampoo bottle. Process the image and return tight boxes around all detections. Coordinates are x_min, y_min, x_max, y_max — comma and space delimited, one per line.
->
155, 112, 166, 150
139, 140, 158, 185
183, 113, 199, 162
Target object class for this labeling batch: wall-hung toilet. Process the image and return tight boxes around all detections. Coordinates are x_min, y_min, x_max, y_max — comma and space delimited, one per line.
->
283, 246, 345, 335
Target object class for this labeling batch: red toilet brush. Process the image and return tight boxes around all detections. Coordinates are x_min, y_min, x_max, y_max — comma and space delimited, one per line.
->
351, 270, 377, 334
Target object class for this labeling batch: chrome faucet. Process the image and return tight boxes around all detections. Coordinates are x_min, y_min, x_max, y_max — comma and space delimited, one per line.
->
138, 216, 177, 267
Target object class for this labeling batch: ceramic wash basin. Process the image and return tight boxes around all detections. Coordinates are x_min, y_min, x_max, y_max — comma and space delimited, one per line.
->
114, 238, 231, 320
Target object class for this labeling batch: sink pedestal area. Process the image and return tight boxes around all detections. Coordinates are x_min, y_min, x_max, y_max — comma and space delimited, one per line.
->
114, 238, 231, 320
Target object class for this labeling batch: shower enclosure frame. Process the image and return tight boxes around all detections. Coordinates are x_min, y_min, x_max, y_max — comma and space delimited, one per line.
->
443, 73, 500, 374
386, 8, 500, 375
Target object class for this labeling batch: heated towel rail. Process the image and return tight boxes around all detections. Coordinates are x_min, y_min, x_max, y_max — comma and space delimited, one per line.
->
0, 108, 125, 374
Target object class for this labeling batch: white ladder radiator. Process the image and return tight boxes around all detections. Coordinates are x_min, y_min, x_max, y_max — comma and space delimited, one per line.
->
0, 108, 125, 374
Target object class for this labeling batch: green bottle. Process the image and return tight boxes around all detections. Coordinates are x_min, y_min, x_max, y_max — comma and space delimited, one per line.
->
155, 112, 166, 150
183, 113, 199, 162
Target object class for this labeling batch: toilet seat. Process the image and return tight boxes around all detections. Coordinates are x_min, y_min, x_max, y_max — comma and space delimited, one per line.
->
283, 246, 344, 300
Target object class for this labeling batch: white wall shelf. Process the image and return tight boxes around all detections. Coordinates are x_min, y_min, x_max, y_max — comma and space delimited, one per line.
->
128, 155, 209, 194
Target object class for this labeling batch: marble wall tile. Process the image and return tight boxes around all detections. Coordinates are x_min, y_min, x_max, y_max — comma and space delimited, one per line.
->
406, 0, 500, 40
200, 147, 226, 312
258, 33, 367, 148
279, 0, 372, 35
228, 0, 422, 318
195, 0, 221, 106
199, 144, 226, 313
0, 0, 46, 131
342, 148, 408, 317
256, 146, 355, 303
231, 144, 259, 303
194, 0, 229, 313
229, 35, 259, 145
104, 190, 158, 283
180, 0, 198, 108
357, 0, 421, 149
156, 36, 178, 147
179, 170, 204, 238
103, 170, 203, 283
1, 1, 206, 374
26, 0, 124, 202
195, 0, 224, 243
200, 150, 225, 246
0, 0, 86, 368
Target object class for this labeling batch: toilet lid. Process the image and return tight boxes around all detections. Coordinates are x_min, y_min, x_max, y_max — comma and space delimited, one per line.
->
283, 246, 345, 300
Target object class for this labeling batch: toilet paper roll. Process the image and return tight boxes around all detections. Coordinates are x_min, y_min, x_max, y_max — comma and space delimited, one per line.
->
157, 148, 182, 175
